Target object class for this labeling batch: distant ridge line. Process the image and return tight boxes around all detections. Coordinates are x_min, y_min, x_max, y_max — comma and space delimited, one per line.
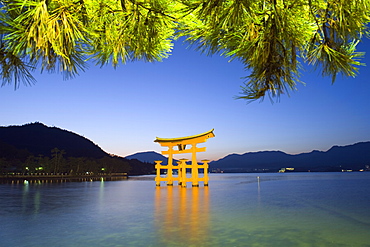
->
126, 141, 370, 173
210, 141, 370, 172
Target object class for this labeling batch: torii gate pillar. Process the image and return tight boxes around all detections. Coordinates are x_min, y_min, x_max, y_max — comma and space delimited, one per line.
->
154, 129, 215, 187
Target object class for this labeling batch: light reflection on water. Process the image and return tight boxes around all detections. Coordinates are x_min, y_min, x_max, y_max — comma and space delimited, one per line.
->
154, 186, 210, 246
0, 173, 370, 246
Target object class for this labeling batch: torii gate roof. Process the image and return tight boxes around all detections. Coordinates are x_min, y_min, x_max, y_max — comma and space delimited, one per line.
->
154, 129, 215, 144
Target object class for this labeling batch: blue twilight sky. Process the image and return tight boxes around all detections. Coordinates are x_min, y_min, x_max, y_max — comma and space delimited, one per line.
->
1, 39, 370, 161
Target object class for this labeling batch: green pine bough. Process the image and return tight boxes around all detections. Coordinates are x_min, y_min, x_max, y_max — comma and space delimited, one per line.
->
0, 0, 369, 101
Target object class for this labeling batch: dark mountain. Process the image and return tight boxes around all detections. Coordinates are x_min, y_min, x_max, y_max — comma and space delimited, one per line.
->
211, 151, 293, 172
0, 122, 107, 158
125, 151, 176, 165
0, 139, 32, 164
210, 142, 370, 172
0, 122, 154, 175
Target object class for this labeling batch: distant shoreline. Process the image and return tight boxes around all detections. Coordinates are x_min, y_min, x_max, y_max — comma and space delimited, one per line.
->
0, 173, 128, 184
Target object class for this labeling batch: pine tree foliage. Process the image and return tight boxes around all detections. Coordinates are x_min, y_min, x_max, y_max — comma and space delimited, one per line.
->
0, 0, 369, 100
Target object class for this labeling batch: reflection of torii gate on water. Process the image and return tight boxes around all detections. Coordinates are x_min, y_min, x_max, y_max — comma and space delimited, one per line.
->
154, 129, 215, 187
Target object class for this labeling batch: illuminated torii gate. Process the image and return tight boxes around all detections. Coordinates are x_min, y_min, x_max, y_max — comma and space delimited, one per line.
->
154, 129, 215, 187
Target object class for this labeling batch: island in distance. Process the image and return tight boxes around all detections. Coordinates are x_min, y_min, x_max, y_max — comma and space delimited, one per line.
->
127, 142, 370, 173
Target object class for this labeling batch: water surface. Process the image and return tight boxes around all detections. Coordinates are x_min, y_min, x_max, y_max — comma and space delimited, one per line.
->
1, 173, 369, 246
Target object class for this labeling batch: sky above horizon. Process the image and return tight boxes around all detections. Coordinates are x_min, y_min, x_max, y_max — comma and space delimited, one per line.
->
1, 39, 370, 161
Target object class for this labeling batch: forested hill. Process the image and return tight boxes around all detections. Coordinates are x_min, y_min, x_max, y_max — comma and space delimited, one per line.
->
0, 122, 107, 158
0, 122, 154, 175
210, 142, 370, 172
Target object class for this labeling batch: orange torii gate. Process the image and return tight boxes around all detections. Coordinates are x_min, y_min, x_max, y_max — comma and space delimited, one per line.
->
154, 129, 215, 187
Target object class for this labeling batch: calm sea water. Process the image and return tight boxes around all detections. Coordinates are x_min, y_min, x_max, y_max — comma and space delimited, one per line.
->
1, 173, 369, 247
